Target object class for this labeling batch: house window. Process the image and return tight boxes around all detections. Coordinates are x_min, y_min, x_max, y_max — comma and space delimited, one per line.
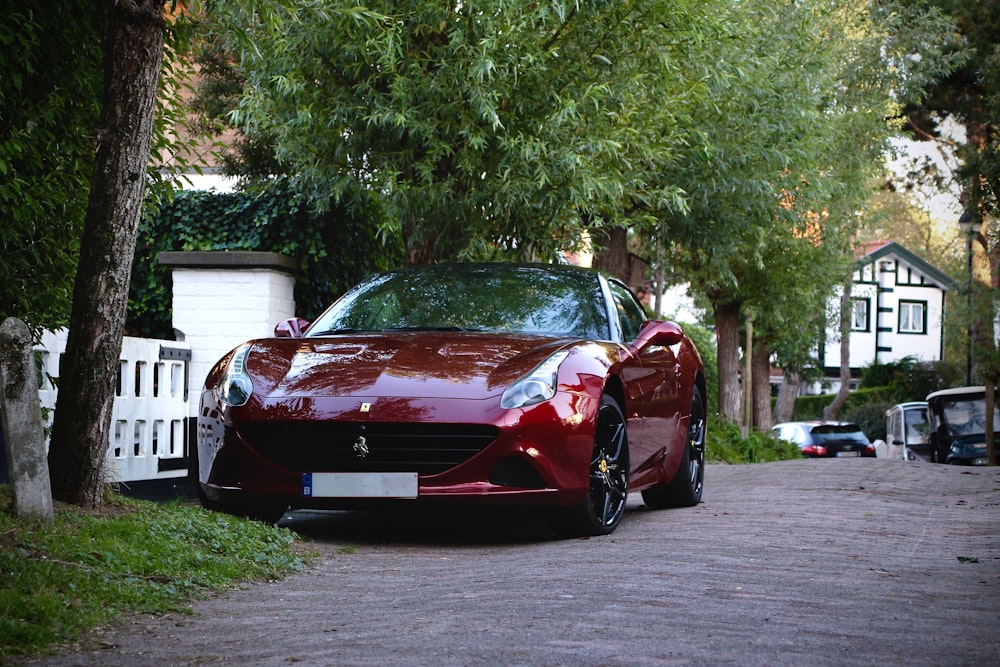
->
898, 300, 926, 334
851, 298, 870, 331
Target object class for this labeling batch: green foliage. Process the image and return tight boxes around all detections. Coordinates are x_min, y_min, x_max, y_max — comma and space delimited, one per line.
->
657, 0, 963, 415
902, 0, 998, 218
840, 399, 894, 442
208, 0, 712, 262
860, 357, 956, 402
0, 1, 102, 334
793, 386, 894, 422
707, 416, 802, 464
786, 358, 960, 440
128, 180, 402, 339
0, 486, 304, 659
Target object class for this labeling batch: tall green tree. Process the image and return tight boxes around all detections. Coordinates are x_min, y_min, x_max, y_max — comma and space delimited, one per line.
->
209, 0, 713, 265
660, 0, 961, 424
659, 0, 858, 422
901, 0, 999, 462
0, 1, 102, 334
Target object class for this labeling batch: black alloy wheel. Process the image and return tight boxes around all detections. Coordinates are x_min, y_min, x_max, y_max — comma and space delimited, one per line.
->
550, 394, 629, 537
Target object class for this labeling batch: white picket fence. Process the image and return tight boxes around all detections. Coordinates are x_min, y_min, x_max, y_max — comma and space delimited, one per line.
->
36, 330, 191, 484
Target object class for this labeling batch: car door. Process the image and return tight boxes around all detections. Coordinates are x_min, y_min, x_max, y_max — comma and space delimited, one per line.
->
902, 404, 931, 461
607, 281, 680, 482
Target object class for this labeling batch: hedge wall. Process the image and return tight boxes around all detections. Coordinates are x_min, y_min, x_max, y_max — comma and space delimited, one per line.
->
127, 181, 402, 339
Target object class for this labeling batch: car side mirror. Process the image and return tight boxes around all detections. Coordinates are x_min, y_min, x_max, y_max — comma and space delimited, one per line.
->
275, 317, 310, 338
632, 320, 684, 349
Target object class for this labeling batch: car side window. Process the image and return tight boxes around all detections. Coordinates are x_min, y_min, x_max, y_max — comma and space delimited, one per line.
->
780, 425, 804, 445
609, 281, 647, 342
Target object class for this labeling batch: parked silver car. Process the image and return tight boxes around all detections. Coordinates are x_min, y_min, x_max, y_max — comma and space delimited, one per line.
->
771, 421, 876, 458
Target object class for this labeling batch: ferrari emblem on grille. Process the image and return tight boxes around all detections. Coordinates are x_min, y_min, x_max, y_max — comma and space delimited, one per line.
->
360, 402, 371, 413
353, 435, 369, 459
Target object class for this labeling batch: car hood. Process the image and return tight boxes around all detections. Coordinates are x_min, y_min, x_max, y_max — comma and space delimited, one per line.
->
241, 331, 577, 400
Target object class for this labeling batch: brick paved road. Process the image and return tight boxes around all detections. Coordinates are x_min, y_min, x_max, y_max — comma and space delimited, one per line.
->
21, 459, 1000, 666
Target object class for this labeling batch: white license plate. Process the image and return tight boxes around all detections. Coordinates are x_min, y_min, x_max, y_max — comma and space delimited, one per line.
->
302, 472, 419, 498
836, 451, 860, 458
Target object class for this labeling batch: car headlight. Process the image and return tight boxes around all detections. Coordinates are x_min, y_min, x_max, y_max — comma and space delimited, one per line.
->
216, 344, 254, 407
500, 350, 569, 409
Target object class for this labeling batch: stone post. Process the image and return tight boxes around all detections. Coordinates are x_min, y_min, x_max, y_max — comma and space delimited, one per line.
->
158, 250, 298, 418
0, 317, 54, 522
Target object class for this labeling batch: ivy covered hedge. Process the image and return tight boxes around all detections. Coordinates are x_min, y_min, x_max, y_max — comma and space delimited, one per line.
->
127, 181, 402, 339
789, 358, 958, 441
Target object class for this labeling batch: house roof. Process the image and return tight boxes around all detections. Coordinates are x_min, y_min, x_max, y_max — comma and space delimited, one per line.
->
856, 240, 957, 290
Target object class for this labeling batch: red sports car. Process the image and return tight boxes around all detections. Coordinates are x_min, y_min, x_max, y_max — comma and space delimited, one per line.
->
197, 263, 706, 536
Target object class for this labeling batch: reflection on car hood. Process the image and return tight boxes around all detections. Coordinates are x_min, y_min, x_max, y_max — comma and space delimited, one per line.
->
243, 331, 575, 400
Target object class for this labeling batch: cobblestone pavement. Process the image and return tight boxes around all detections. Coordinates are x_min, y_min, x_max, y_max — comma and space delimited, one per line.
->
19, 459, 1000, 666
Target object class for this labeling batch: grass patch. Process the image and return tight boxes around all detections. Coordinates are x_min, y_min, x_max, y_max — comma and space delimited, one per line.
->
0, 485, 305, 660
708, 415, 802, 463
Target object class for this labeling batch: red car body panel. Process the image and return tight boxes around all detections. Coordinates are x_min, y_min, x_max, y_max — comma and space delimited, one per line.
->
196, 267, 704, 518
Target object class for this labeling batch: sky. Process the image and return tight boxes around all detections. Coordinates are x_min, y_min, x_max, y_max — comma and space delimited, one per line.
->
885, 115, 965, 227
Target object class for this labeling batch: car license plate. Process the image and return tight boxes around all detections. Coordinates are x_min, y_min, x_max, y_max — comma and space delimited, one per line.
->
836, 451, 860, 458
302, 472, 419, 498
973, 458, 988, 465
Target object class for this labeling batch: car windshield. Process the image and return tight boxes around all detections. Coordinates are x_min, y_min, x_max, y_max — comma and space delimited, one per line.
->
307, 264, 612, 340
938, 396, 1000, 437
811, 425, 869, 444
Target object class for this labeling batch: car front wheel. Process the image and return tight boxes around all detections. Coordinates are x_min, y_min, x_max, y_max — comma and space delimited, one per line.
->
550, 394, 629, 538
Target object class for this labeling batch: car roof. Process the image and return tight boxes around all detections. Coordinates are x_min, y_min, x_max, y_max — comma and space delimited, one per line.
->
772, 421, 862, 430
893, 401, 928, 409
926, 386, 986, 401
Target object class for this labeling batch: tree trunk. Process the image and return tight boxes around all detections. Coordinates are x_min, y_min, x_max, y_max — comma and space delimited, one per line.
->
823, 273, 853, 421
981, 224, 997, 464
774, 372, 800, 423
653, 242, 666, 318
591, 226, 630, 282
751, 341, 773, 430
715, 301, 742, 423
986, 379, 996, 466
47, 0, 166, 507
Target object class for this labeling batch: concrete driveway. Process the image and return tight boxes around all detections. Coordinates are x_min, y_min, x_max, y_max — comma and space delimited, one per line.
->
22, 459, 1000, 666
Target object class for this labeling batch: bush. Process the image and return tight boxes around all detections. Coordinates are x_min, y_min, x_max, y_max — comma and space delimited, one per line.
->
708, 415, 801, 464
860, 357, 955, 402
787, 358, 961, 442
840, 400, 894, 441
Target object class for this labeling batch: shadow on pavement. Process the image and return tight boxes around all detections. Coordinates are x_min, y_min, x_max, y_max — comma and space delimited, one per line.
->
276, 502, 649, 547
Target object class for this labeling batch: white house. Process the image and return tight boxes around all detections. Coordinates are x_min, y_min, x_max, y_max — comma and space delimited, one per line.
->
815, 240, 955, 392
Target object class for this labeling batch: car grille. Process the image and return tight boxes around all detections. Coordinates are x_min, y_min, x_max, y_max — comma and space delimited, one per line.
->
238, 422, 499, 475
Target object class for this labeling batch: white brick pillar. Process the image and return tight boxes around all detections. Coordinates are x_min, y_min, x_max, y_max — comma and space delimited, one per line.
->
158, 251, 297, 417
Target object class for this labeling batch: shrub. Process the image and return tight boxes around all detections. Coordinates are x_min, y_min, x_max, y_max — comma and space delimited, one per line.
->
860, 357, 955, 403
708, 415, 801, 464
841, 400, 894, 441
